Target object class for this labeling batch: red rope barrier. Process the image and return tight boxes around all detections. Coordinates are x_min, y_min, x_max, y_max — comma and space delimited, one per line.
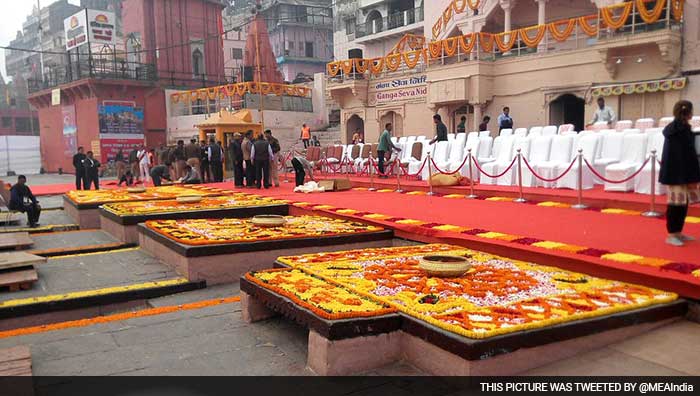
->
584, 158, 650, 184
470, 156, 518, 179
522, 156, 577, 183
401, 157, 429, 178
429, 155, 469, 176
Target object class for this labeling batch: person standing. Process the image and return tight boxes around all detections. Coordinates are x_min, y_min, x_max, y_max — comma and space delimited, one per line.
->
251, 134, 273, 189
312, 136, 321, 147
242, 131, 255, 187
83, 151, 101, 190
115, 149, 126, 182
149, 164, 172, 187
352, 129, 363, 144
479, 116, 491, 132
377, 123, 402, 179
300, 123, 311, 148
128, 147, 140, 182
429, 114, 449, 145
208, 138, 224, 183
72, 147, 86, 190
586, 97, 617, 129
230, 133, 244, 188
199, 140, 210, 184
138, 145, 151, 183
497, 107, 513, 132
457, 116, 467, 133
659, 100, 700, 247
264, 130, 281, 187
185, 139, 200, 169
172, 140, 186, 179
9, 175, 41, 228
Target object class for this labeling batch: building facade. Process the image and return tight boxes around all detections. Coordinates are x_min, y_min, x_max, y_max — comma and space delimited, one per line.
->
226, 0, 334, 83
328, 0, 699, 144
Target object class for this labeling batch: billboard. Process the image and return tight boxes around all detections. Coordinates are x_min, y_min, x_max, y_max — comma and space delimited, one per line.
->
98, 104, 145, 139
62, 105, 77, 158
64, 9, 116, 50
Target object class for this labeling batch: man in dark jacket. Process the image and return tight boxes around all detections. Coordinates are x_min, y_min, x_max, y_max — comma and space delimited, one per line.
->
149, 164, 172, 187
9, 175, 41, 227
185, 139, 200, 169
251, 135, 273, 189
242, 131, 255, 187
73, 147, 86, 190
264, 130, 281, 187
230, 133, 244, 187
199, 140, 211, 183
172, 140, 186, 179
659, 100, 700, 247
83, 151, 101, 190
208, 138, 224, 183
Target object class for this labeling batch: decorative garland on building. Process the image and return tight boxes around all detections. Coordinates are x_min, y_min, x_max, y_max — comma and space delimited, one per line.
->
519, 25, 547, 48
171, 82, 310, 104
636, 0, 667, 23
600, 1, 633, 30
548, 19, 576, 42
591, 78, 687, 97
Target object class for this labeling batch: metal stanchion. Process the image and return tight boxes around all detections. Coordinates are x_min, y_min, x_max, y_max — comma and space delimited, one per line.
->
466, 149, 478, 199
395, 161, 403, 193
642, 150, 662, 217
572, 149, 588, 210
344, 155, 350, 181
513, 148, 527, 203
427, 153, 434, 196
368, 150, 376, 191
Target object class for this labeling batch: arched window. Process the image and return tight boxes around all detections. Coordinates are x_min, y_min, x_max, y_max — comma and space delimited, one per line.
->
192, 49, 204, 77
366, 10, 383, 34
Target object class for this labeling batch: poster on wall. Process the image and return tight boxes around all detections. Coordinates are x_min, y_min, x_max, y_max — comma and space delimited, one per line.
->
98, 103, 144, 163
62, 105, 77, 159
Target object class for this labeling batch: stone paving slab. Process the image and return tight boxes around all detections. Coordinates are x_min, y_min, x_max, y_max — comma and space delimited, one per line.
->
0, 249, 178, 303
29, 230, 119, 252
0, 210, 75, 232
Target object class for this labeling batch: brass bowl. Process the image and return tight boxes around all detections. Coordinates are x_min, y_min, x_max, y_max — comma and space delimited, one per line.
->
127, 187, 146, 193
176, 195, 203, 204
418, 255, 472, 277
251, 215, 286, 227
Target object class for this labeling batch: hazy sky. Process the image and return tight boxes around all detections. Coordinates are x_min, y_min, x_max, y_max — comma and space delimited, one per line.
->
0, 0, 82, 81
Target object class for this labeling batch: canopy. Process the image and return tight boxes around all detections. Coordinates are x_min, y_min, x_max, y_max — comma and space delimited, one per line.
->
196, 109, 263, 144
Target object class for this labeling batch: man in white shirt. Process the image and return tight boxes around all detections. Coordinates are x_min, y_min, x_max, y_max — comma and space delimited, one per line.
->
587, 97, 617, 128
137, 145, 151, 183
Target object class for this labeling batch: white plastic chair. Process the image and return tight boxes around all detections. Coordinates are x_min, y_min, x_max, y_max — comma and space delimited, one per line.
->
522, 135, 553, 187
593, 133, 624, 183
535, 135, 574, 188
448, 133, 456, 142
634, 118, 655, 131
479, 131, 491, 138
658, 117, 674, 129
615, 120, 633, 132
477, 135, 501, 165
398, 136, 408, 145
558, 124, 575, 134
416, 135, 428, 142
480, 136, 515, 185
622, 128, 642, 136
542, 126, 558, 136
423, 141, 450, 180
604, 134, 648, 192
495, 136, 531, 186
456, 135, 482, 177
436, 134, 466, 173
591, 121, 609, 132
528, 126, 544, 137
499, 128, 513, 137
390, 137, 398, 145
635, 132, 666, 195
556, 135, 599, 190
643, 127, 662, 136
407, 141, 431, 177
691, 116, 700, 130
513, 128, 528, 137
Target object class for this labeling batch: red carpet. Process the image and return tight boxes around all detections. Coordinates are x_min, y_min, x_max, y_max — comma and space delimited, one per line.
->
248, 183, 700, 265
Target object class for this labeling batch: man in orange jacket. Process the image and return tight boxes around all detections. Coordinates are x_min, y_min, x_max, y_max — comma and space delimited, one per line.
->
300, 123, 311, 148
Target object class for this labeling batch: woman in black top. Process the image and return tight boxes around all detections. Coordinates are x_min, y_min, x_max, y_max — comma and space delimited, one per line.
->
659, 100, 700, 246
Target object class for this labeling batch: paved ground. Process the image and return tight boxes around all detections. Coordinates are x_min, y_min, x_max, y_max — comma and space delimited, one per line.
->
0, 249, 179, 303
29, 230, 119, 251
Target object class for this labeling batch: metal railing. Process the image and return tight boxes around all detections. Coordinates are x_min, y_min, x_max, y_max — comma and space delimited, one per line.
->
355, 7, 424, 38
27, 53, 233, 94
170, 93, 314, 117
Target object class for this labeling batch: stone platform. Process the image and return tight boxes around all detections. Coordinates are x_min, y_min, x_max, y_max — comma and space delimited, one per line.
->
138, 216, 395, 285
101, 205, 288, 244
240, 244, 686, 375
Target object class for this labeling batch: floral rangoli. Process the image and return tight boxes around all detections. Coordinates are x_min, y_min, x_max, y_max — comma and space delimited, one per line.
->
258, 244, 678, 339
102, 194, 288, 216
66, 185, 231, 205
144, 215, 385, 245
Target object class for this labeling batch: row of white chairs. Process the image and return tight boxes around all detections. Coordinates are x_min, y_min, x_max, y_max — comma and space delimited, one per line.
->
591, 115, 700, 132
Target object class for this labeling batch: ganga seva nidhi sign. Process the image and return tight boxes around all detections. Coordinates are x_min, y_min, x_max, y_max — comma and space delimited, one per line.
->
373, 75, 428, 104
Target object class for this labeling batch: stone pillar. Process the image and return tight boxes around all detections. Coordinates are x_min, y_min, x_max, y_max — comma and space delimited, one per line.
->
536, 0, 547, 52
500, 0, 517, 53
473, 104, 483, 131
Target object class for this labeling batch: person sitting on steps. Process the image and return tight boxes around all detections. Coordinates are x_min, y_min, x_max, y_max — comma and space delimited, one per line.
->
9, 175, 41, 228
